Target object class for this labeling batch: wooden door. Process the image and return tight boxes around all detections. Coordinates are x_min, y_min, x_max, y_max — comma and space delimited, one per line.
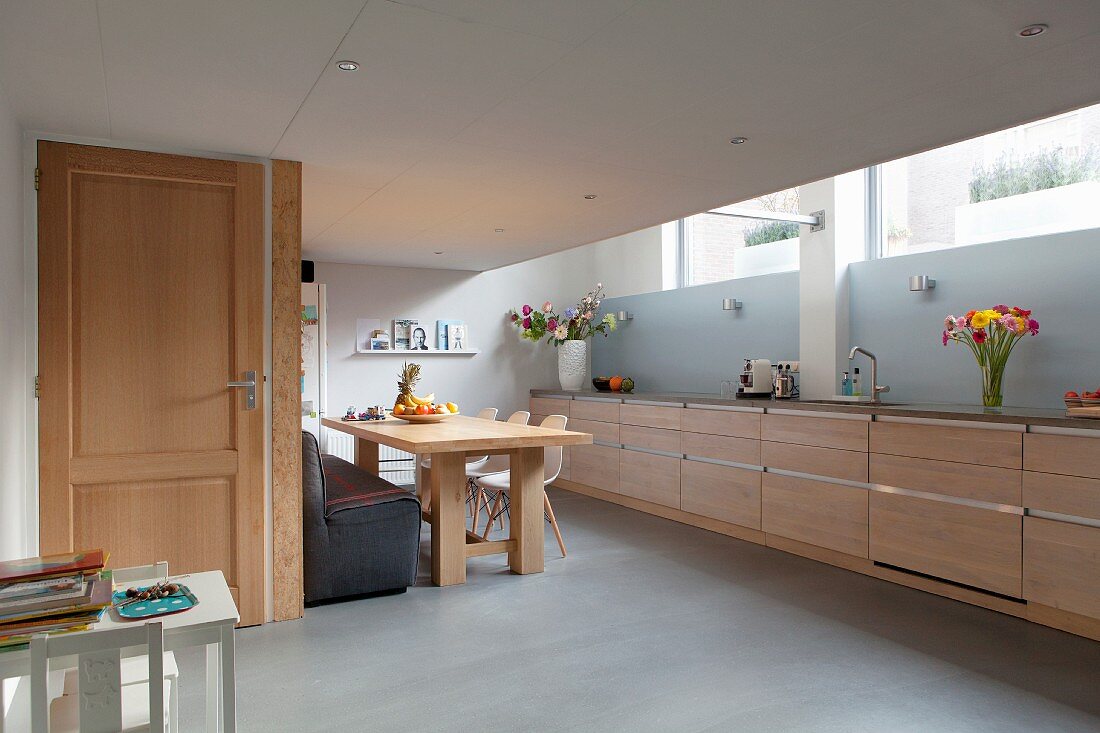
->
37, 141, 265, 626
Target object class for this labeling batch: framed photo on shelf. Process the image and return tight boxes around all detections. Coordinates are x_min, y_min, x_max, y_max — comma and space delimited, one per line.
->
436, 320, 461, 350
446, 322, 468, 351
355, 318, 382, 353
393, 318, 417, 350
410, 324, 431, 351
370, 337, 390, 350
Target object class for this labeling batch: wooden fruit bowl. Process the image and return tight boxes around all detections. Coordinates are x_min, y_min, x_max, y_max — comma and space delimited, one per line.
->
391, 411, 460, 424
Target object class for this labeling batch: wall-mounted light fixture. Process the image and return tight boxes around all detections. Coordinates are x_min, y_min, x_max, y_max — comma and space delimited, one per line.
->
616, 310, 633, 322
908, 275, 936, 291
722, 298, 743, 310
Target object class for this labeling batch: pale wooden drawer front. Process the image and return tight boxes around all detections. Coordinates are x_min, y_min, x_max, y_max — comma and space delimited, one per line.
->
1024, 433, 1100, 479
869, 453, 1021, 506
762, 441, 867, 483
619, 449, 680, 508
570, 444, 619, 493
529, 414, 547, 429
870, 422, 1021, 469
568, 418, 620, 445
682, 432, 760, 466
620, 424, 681, 454
1024, 517, 1100, 619
761, 473, 868, 558
681, 408, 760, 439
761, 413, 868, 451
529, 397, 570, 418
570, 399, 620, 424
869, 492, 1022, 598
1024, 472, 1100, 521
619, 403, 682, 430
681, 460, 761, 529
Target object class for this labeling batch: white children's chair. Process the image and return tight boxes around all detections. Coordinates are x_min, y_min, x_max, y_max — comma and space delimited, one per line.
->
32, 621, 170, 733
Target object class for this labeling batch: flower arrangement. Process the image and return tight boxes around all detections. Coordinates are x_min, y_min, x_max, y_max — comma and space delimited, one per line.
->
509, 283, 617, 346
942, 305, 1039, 408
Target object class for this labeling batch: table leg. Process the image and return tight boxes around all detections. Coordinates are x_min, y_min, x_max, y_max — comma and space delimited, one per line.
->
205, 643, 220, 731
220, 626, 236, 732
430, 451, 467, 585
509, 447, 545, 575
354, 437, 379, 474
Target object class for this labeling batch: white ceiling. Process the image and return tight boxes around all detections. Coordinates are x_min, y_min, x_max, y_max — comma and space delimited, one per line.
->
2, 0, 1099, 271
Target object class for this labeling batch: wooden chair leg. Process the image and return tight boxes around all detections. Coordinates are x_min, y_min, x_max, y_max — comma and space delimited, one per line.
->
482, 493, 503, 540
470, 484, 484, 534
544, 492, 567, 557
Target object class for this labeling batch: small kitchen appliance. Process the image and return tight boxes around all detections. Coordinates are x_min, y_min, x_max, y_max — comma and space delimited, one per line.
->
737, 359, 773, 398
773, 362, 799, 400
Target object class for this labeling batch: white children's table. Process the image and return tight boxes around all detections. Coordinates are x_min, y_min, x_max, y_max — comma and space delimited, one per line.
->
0, 569, 239, 732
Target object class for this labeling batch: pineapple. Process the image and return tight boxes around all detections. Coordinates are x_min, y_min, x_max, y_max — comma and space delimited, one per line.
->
396, 362, 421, 409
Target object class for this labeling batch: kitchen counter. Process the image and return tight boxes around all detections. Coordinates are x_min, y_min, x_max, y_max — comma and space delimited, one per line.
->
530, 388, 1100, 430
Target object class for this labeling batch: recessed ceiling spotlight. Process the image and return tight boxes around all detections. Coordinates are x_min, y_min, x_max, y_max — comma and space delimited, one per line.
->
495, 228, 505, 233
1018, 24, 1047, 37
584, 194, 597, 200
729, 136, 748, 145
433, 251, 444, 255
336, 60, 359, 71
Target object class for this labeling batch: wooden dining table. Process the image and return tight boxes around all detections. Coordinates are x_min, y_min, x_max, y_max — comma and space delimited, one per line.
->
321, 415, 591, 585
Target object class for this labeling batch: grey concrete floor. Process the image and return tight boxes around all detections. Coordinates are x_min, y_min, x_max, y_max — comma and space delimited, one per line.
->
176, 489, 1100, 732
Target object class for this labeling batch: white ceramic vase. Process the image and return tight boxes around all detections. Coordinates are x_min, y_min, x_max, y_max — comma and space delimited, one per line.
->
557, 339, 587, 391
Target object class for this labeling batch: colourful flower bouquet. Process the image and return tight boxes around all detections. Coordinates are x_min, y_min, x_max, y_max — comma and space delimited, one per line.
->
942, 305, 1039, 408
509, 283, 617, 346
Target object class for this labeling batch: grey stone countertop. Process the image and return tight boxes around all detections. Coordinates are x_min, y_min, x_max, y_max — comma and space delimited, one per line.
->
530, 388, 1100, 430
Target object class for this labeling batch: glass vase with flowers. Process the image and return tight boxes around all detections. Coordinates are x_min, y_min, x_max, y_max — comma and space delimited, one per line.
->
942, 305, 1039, 409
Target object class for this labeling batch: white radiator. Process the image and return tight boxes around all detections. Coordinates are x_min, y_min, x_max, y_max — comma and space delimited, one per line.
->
323, 427, 416, 486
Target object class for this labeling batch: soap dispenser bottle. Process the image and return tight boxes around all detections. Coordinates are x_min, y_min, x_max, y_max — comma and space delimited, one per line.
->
840, 371, 851, 397
851, 367, 862, 397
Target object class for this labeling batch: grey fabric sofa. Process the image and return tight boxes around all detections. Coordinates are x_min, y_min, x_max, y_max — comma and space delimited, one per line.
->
302, 431, 421, 605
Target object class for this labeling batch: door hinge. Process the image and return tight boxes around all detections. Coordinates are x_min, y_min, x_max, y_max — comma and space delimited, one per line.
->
34, 167, 41, 191
34, 376, 40, 399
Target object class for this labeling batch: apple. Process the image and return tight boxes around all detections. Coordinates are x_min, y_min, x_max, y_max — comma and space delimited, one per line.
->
1066, 391, 1079, 398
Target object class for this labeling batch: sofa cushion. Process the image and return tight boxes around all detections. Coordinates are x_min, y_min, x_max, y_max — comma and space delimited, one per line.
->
320, 454, 418, 517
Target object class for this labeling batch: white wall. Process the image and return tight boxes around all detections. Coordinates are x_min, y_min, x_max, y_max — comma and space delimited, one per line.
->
0, 79, 26, 561
317, 226, 664, 421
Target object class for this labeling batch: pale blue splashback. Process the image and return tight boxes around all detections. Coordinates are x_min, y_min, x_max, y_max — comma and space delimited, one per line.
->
849, 229, 1098, 409
594, 229, 1096, 408
593, 271, 800, 394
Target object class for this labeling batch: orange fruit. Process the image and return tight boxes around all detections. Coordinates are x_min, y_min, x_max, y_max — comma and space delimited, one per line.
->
446, 402, 459, 413
609, 376, 623, 391
393, 403, 406, 415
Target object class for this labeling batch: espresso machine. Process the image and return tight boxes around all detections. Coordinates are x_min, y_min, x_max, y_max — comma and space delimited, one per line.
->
737, 359, 773, 398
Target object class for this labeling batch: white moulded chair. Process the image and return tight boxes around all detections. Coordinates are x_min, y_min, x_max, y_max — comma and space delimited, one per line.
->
467, 410, 530, 531
418, 407, 499, 512
32, 621, 171, 733
474, 414, 568, 557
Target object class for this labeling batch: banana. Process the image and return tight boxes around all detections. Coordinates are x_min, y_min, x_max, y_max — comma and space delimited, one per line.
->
410, 392, 435, 406
403, 394, 417, 408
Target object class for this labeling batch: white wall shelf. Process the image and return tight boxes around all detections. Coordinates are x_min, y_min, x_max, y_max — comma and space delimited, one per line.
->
354, 349, 480, 356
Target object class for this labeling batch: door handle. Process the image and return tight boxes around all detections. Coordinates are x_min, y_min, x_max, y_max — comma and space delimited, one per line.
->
227, 370, 257, 410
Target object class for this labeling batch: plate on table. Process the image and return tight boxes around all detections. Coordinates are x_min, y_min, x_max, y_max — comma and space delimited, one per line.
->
391, 411, 459, 423
111, 584, 198, 620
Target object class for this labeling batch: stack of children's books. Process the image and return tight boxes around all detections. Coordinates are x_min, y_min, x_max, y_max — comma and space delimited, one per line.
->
0, 549, 110, 651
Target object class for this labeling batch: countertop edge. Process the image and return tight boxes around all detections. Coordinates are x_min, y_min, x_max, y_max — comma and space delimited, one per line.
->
529, 388, 1100, 431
